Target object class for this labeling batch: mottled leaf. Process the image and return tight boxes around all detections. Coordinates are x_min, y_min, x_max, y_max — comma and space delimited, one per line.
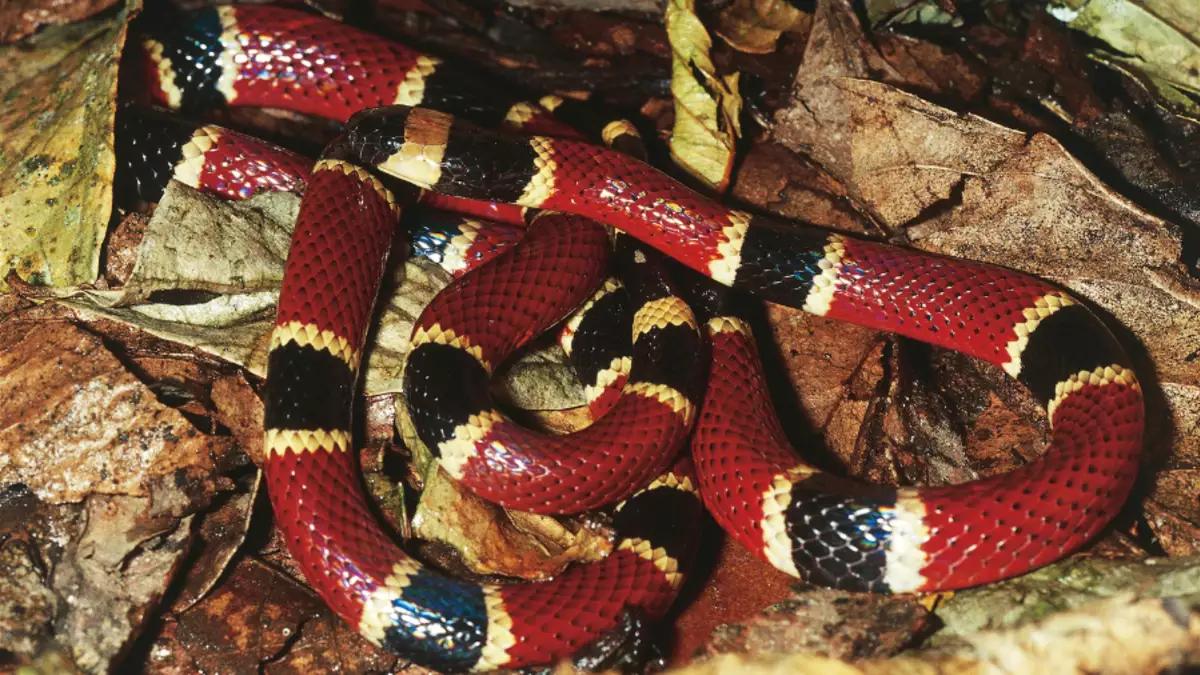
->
0, 0, 137, 290
0, 316, 232, 503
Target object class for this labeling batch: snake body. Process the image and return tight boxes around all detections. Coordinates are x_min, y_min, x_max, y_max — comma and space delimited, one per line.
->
121, 5, 1147, 671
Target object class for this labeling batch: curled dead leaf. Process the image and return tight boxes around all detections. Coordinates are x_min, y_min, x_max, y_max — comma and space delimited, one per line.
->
411, 467, 613, 580
667, 0, 743, 191
715, 0, 811, 55
773, 0, 1198, 471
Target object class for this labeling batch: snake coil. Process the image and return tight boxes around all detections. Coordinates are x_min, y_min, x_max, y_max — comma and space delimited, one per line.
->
117, 5, 1146, 671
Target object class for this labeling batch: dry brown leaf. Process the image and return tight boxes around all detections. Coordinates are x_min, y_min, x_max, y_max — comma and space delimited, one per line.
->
0, 491, 196, 672
150, 557, 399, 674
772, 0, 1199, 469
731, 141, 871, 234
0, 0, 120, 44
0, 317, 232, 503
1145, 469, 1200, 556
0, 491, 63, 659
874, 32, 985, 102
210, 373, 265, 464
171, 472, 260, 612
702, 586, 931, 660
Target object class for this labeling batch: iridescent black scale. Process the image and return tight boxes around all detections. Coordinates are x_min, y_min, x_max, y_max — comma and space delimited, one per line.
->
613, 484, 703, 564
340, 108, 412, 169
380, 568, 487, 672
409, 210, 479, 267
730, 222, 834, 305
569, 288, 632, 386
113, 109, 196, 204
417, 63, 518, 129
438, 130, 540, 204
140, 6, 227, 112
613, 241, 706, 402
629, 323, 705, 398
404, 343, 492, 449
784, 474, 896, 592
263, 342, 354, 431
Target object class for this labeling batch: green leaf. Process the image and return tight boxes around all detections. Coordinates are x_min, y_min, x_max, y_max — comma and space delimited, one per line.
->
1048, 0, 1200, 117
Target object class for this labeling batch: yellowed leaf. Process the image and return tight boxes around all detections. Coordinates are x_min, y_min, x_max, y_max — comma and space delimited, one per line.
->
0, 0, 137, 290
715, 0, 811, 54
667, 0, 743, 192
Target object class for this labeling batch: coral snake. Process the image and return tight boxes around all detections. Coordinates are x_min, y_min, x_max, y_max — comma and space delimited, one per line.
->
118, 4, 1146, 672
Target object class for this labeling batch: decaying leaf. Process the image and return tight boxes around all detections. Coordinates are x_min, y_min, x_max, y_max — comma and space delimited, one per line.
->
0, 316, 232, 503
97, 186, 299, 304
148, 557, 397, 674
931, 556, 1200, 643
677, 595, 1200, 674
411, 467, 613, 579
773, 0, 1199, 469
702, 586, 932, 660
865, 0, 962, 28
171, 472, 261, 612
715, 0, 811, 55
1048, 0, 1200, 117
61, 182, 586, 407
1146, 470, 1200, 557
493, 339, 586, 411
667, 0, 743, 191
0, 491, 197, 673
0, 0, 136, 291
0, 490, 64, 659
209, 373, 266, 464
0, 0, 123, 44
